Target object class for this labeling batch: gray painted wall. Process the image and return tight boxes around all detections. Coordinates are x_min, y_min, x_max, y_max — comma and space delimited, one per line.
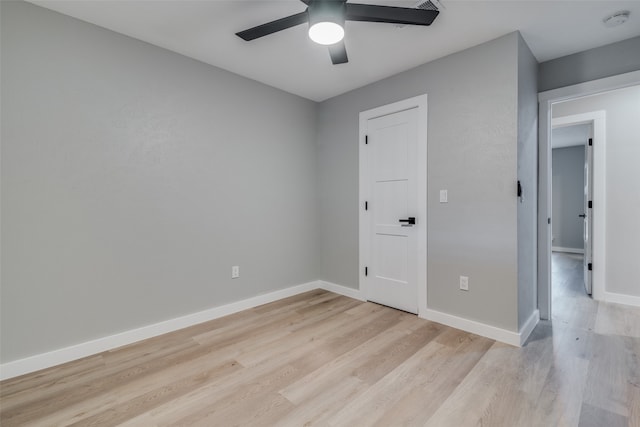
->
552, 146, 585, 250
516, 35, 538, 331
539, 36, 640, 92
553, 85, 640, 297
318, 33, 523, 331
1, 1, 319, 363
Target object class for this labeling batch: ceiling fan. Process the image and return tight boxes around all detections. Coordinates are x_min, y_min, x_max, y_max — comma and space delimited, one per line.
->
236, 0, 439, 65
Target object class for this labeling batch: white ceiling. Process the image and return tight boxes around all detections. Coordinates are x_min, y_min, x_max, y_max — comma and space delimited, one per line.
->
29, 0, 640, 101
552, 124, 591, 148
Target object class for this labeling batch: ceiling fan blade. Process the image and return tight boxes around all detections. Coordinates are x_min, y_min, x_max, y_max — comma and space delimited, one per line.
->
328, 41, 348, 64
236, 11, 308, 41
345, 3, 438, 26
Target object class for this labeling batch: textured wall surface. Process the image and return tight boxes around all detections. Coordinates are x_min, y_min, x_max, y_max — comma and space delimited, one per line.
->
317, 33, 521, 331
1, 1, 319, 362
516, 34, 538, 330
539, 36, 640, 92
552, 146, 585, 250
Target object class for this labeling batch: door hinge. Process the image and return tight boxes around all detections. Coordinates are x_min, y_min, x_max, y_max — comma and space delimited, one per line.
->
365, 266, 368, 276
588, 200, 592, 209
365, 135, 368, 145
365, 201, 368, 211
548, 217, 551, 225
588, 263, 592, 271
588, 138, 593, 146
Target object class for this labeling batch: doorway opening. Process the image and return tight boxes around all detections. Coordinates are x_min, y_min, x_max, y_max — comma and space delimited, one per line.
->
538, 71, 640, 320
550, 120, 592, 323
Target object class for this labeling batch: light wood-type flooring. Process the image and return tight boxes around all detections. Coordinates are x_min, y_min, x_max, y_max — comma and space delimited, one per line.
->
1, 252, 639, 426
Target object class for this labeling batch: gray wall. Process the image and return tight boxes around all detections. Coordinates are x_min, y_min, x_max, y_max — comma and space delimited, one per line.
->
553, 85, 640, 298
552, 146, 585, 250
539, 37, 640, 92
318, 33, 523, 331
1, 1, 319, 363
516, 35, 538, 330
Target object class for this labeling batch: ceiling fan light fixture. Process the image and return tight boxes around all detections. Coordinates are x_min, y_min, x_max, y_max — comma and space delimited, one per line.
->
307, 0, 346, 45
308, 21, 344, 45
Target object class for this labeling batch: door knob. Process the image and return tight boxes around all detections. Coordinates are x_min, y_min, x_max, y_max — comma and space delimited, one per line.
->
399, 217, 416, 226
578, 214, 586, 218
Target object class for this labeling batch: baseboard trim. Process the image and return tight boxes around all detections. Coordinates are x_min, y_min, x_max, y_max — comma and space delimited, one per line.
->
552, 246, 584, 254
318, 280, 365, 301
0, 281, 320, 381
602, 291, 640, 308
420, 309, 525, 347
519, 309, 540, 346
1, 279, 546, 379
318, 282, 532, 346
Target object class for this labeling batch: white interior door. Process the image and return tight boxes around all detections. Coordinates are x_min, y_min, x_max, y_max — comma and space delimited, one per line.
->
366, 108, 419, 313
583, 137, 593, 294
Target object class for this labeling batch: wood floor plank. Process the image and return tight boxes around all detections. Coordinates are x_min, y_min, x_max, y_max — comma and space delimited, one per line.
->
578, 402, 628, 427
234, 302, 389, 367
582, 333, 633, 417
0, 355, 106, 399
534, 351, 590, 426
325, 331, 470, 426
276, 376, 368, 426
280, 317, 441, 405
371, 331, 494, 427
1, 338, 200, 418
595, 301, 640, 339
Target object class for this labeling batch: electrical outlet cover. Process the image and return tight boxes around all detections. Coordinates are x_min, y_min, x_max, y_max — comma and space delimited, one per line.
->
459, 275, 469, 291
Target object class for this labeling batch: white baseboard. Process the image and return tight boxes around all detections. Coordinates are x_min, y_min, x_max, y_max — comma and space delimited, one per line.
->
0, 281, 320, 381
552, 246, 584, 254
602, 291, 640, 308
420, 309, 531, 347
318, 280, 365, 301
519, 309, 540, 346
1, 279, 546, 380
319, 281, 536, 346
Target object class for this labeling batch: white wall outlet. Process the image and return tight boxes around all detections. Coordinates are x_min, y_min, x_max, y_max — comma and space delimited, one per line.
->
232, 266, 240, 279
440, 189, 448, 203
459, 275, 469, 291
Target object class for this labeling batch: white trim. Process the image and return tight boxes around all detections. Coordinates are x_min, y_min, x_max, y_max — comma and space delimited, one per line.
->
519, 309, 540, 347
539, 70, 640, 103
538, 71, 640, 320
552, 246, 585, 254
0, 278, 547, 380
0, 281, 319, 380
358, 94, 428, 316
421, 309, 523, 347
602, 291, 640, 308
318, 280, 365, 301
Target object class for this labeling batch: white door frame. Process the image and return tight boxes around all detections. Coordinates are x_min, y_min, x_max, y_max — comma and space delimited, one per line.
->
537, 70, 640, 320
552, 111, 606, 297
359, 94, 428, 316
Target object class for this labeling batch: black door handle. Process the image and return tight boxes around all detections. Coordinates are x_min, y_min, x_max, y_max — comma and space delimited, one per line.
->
399, 217, 416, 226
578, 214, 586, 218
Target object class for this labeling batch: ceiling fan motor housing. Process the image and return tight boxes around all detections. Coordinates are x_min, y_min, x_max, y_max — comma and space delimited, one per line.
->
308, 1, 347, 28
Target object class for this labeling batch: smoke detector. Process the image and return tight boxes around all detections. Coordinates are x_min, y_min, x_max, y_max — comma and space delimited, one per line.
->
602, 11, 630, 28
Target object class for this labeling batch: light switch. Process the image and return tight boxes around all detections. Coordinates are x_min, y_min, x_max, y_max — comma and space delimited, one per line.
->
440, 190, 448, 203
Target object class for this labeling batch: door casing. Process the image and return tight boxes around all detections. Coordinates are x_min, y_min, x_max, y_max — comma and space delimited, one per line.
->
359, 94, 428, 316
538, 70, 640, 320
